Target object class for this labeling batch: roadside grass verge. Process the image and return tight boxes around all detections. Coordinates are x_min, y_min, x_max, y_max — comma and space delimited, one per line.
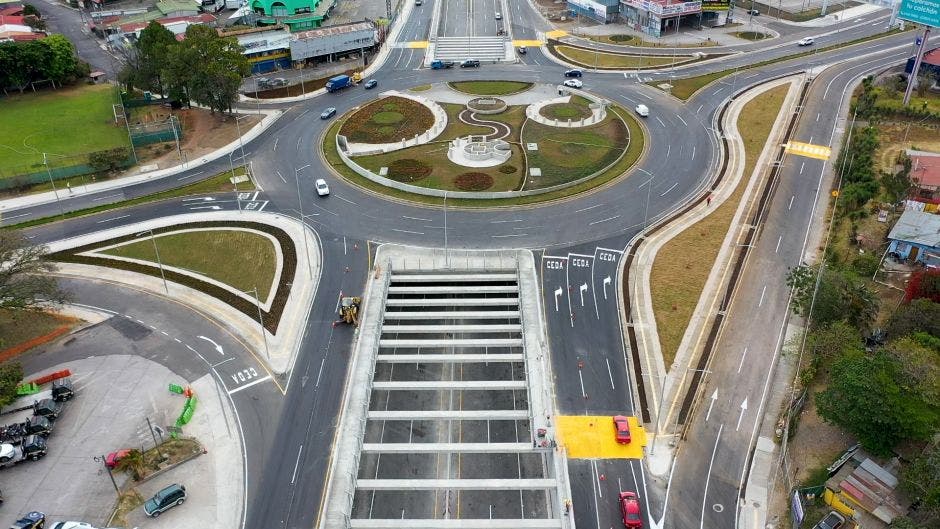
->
582, 33, 716, 48
6, 166, 255, 229
658, 28, 906, 101
0, 84, 128, 176
339, 96, 435, 143
323, 104, 644, 207
0, 309, 77, 360
649, 84, 789, 368
448, 81, 533, 95
409, 84, 432, 92
555, 45, 691, 69
733, 31, 769, 41
100, 229, 278, 301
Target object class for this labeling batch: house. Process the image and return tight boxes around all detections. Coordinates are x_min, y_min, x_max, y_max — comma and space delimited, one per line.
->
908, 149, 940, 202
116, 13, 216, 41
823, 449, 908, 524
619, 0, 722, 38
290, 21, 375, 66
887, 209, 940, 269
906, 47, 940, 80
221, 25, 291, 73
0, 19, 43, 41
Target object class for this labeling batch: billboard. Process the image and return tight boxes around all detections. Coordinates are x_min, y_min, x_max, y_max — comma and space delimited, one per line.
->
701, 0, 730, 10
898, 0, 939, 27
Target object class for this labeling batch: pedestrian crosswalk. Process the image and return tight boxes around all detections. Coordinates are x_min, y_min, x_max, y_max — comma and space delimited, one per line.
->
783, 141, 831, 160
432, 36, 511, 62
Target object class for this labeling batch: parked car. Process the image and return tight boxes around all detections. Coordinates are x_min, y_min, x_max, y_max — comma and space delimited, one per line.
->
746, 8, 760, 14
613, 415, 631, 443
797, 37, 814, 46
415, 0, 422, 4
634, 104, 649, 117
50, 522, 97, 529
320, 107, 337, 119
460, 59, 481, 68
564, 69, 583, 78
619, 491, 643, 528
563, 79, 583, 88
10, 512, 45, 529
315, 179, 330, 196
812, 511, 846, 529
495, 11, 501, 19
105, 448, 132, 469
269, 77, 288, 87
144, 484, 187, 517
518, 46, 527, 54
364, 79, 378, 89
256, 77, 270, 88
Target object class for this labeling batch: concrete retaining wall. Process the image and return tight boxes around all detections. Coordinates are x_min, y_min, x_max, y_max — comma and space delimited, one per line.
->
344, 91, 449, 156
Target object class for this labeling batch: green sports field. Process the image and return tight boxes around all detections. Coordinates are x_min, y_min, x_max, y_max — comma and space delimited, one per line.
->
0, 84, 129, 177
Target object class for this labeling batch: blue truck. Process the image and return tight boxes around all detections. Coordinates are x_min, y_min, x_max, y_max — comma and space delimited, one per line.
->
325, 75, 353, 92
430, 60, 455, 69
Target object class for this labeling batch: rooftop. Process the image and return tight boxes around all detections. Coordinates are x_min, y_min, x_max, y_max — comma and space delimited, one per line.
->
291, 20, 372, 40
888, 209, 940, 248
908, 149, 940, 189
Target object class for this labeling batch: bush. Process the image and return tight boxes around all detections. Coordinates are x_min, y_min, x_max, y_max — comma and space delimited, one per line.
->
454, 172, 494, 191
88, 147, 131, 173
387, 159, 431, 182
498, 164, 517, 174
850, 252, 880, 277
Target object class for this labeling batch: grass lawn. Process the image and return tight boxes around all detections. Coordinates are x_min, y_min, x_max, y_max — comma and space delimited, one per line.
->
339, 96, 435, 143
101, 228, 277, 300
0, 84, 128, 178
324, 104, 644, 206
8, 166, 255, 229
522, 113, 629, 189
448, 81, 533, 95
871, 86, 940, 116
0, 309, 74, 356
733, 31, 768, 41
582, 34, 716, 48
556, 45, 685, 69
409, 84, 432, 92
440, 103, 492, 139
649, 84, 788, 367
540, 97, 594, 121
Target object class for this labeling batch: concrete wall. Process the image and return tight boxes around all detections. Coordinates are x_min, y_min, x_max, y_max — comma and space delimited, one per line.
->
344, 91, 449, 155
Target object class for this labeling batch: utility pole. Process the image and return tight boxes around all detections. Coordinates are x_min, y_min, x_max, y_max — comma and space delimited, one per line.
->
251, 286, 270, 361
903, 28, 931, 107
137, 229, 169, 294
294, 164, 313, 278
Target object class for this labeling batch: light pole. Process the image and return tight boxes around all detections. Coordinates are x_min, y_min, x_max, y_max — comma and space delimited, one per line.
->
233, 114, 248, 171
639, 168, 655, 229
136, 229, 169, 294
94, 455, 120, 496
294, 164, 313, 278
246, 286, 270, 361
42, 153, 64, 216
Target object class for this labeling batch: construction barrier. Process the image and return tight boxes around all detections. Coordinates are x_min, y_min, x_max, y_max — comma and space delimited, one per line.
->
168, 383, 184, 395
15, 383, 39, 396
31, 369, 71, 386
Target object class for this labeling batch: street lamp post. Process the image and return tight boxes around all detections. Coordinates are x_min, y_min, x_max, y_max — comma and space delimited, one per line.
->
42, 153, 64, 216
294, 164, 313, 278
137, 229, 169, 294
94, 455, 120, 496
248, 286, 270, 361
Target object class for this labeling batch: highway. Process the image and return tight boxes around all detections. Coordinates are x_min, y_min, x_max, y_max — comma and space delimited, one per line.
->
6, 0, 935, 527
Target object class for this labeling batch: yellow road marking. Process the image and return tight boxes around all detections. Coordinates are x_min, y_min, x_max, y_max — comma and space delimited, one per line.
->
513, 39, 543, 47
784, 141, 831, 160
404, 41, 429, 48
545, 30, 568, 39
556, 415, 647, 459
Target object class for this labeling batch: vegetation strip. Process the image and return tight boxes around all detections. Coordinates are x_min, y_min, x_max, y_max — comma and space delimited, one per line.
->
49, 221, 296, 333
447, 81, 533, 95
555, 44, 695, 69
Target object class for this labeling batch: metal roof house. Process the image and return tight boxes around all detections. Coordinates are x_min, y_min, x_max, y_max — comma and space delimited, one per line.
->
887, 209, 940, 269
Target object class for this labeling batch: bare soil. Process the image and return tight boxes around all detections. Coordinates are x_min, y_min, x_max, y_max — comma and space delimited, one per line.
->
133, 108, 262, 171
877, 122, 940, 173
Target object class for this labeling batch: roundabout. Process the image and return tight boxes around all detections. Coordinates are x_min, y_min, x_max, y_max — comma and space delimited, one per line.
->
329, 81, 643, 200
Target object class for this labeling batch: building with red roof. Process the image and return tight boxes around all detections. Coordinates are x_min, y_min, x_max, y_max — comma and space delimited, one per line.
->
908, 149, 940, 200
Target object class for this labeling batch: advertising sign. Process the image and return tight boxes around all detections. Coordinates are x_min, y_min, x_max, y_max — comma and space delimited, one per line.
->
791, 491, 805, 525
898, 0, 939, 27
702, 0, 731, 10
568, 0, 610, 14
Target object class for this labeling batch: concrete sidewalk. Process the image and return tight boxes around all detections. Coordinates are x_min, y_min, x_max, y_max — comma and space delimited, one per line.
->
0, 109, 283, 216
624, 75, 804, 476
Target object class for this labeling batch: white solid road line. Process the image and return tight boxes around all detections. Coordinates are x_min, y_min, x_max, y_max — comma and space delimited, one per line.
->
699, 424, 724, 529
291, 444, 304, 484
402, 215, 432, 221
96, 214, 130, 223
228, 375, 272, 395
391, 228, 425, 235
91, 193, 123, 201
737, 346, 748, 374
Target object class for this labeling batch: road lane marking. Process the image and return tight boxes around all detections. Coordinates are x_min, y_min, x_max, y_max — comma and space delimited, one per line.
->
655, 116, 666, 128
333, 195, 358, 206
676, 114, 688, 126
605, 358, 615, 389
758, 285, 767, 307
775, 235, 782, 253
96, 215, 130, 223
402, 215, 432, 221
491, 233, 527, 238
227, 374, 272, 395
291, 444, 304, 484
92, 193, 123, 201
574, 204, 602, 213
737, 347, 748, 374
589, 215, 620, 225
699, 424, 724, 529
391, 228, 424, 235
659, 182, 678, 196
788, 195, 794, 210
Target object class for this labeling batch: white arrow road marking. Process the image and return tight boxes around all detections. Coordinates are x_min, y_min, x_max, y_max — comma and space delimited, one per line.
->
706, 390, 718, 422
579, 283, 588, 306
554, 287, 562, 312
603, 276, 611, 300
197, 336, 224, 355
190, 205, 221, 210
736, 398, 748, 431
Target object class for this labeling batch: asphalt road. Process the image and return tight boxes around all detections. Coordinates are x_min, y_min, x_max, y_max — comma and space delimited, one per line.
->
9, 1, 937, 527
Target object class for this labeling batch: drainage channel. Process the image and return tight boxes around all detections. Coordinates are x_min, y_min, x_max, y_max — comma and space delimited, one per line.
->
320, 247, 574, 529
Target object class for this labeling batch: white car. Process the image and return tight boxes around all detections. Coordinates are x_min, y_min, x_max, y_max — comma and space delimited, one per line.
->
315, 178, 330, 196
563, 79, 583, 89
797, 37, 814, 46
634, 104, 649, 117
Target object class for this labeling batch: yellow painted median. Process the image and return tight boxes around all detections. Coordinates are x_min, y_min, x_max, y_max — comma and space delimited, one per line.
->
404, 41, 429, 48
545, 30, 568, 39
513, 40, 544, 47
556, 415, 647, 459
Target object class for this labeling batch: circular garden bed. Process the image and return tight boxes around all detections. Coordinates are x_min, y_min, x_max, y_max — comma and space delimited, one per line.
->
339, 96, 435, 144
540, 101, 593, 121
448, 81, 533, 96
467, 97, 507, 114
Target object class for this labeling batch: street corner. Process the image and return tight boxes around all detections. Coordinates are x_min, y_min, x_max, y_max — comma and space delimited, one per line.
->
545, 30, 568, 39
404, 40, 429, 48
556, 415, 647, 459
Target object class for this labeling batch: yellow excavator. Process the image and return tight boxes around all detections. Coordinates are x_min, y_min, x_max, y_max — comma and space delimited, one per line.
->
336, 295, 362, 325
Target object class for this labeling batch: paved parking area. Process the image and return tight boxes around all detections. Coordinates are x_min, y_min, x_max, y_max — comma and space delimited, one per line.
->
0, 354, 242, 529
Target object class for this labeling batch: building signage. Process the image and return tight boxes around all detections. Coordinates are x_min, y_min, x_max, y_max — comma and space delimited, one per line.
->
621, 0, 700, 15
701, 0, 731, 10
898, 0, 939, 27
568, 0, 610, 14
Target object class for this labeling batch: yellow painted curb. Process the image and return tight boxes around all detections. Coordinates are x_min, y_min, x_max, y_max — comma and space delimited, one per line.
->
556, 415, 647, 459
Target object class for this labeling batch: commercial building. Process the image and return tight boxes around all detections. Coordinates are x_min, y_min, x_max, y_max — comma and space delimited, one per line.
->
619, 0, 730, 37
248, 0, 332, 31
567, 0, 622, 23
289, 21, 376, 64
224, 25, 292, 73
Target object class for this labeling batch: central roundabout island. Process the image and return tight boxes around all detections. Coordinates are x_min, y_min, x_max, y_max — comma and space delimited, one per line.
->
326, 81, 645, 203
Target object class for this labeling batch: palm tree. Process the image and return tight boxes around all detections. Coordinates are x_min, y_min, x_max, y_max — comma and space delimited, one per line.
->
113, 449, 146, 481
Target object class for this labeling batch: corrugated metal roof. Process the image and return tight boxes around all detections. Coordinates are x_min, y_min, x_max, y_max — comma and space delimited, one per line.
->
888, 209, 940, 248
291, 20, 372, 40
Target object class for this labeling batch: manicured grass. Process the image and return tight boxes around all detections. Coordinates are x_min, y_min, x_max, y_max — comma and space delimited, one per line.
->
541, 102, 593, 120
583, 34, 716, 48
101, 229, 278, 300
448, 81, 533, 95
0, 84, 129, 178
441, 103, 492, 139
521, 113, 629, 189
733, 31, 768, 41
556, 45, 685, 69
0, 309, 73, 353
649, 84, 788, 367
339, 96, 435, 143
659, 27, 907, 101
323, 104, 644, 207
409, 84, 432, 92
7, 166, 255, 229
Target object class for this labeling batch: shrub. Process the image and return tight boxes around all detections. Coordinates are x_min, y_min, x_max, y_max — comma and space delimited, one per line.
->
387, 159, 431, 182
88, 147, 131, 173
498, 164, 517, 174
454, 172, 494, 191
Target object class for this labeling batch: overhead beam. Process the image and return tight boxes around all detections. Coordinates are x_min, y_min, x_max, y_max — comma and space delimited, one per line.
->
367, 410, 528, 420
349, 519, 563, 528
371, 380, 526, 391
375, 354, 524, 363
361, 442, 534, 453
355, 478, 557, 490
379, 338, 523, 348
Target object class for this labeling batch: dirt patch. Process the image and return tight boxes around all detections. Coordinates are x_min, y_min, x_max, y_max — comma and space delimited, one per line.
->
876, 122, 940, 173
454, 172, 494, 191
134, 108, 262, 171
0, 309, 80, 362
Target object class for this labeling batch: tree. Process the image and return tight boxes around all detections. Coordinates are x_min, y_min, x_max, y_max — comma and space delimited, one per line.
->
815, 349, 940, 456
787, 265, 878, 332
854, 76, 880, 122
175, 25, 249, 113
887, 298, 940, 339
884, 336, 940, 403
41, 35, 78, 87
0, 362, 24, 407
113, 448, 147, 480
0, 230, 69, 311
800, 321, 865, 384
135, 21, 177, 96
900, 441, 940, 528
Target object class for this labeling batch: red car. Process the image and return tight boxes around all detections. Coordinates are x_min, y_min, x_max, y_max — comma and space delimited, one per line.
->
620, 491, 643, 528
105, 448, 132, 469
613, 415, 631, 444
